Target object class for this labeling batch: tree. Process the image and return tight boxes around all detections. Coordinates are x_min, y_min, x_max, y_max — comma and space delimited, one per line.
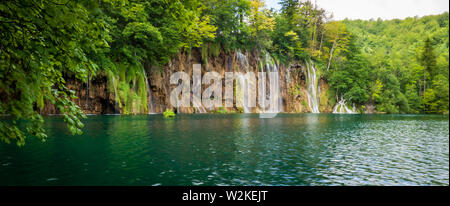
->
327, 35, 370, 106
0, 0, 219, 145
0, 0, 106, 145
274, 0, 326, 62
323, 21, 350, 71
424, 74, 450, 113
248, 0, 275, 51
200, 0, 251, 51
343, 13, 449, 114
419, 37, 437, 95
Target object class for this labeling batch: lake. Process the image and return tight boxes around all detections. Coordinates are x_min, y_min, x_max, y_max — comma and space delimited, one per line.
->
0, 114, 448, 186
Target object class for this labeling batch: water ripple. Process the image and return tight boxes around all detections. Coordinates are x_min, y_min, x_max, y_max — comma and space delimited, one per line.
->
0, 114, 448, 186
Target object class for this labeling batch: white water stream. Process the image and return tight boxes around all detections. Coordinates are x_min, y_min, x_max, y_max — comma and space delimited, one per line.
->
305, 61, 320, 113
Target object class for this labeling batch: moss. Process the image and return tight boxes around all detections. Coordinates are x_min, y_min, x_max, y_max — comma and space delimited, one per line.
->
301, 100, 308, 111
327, 89, 336, 107
289, 85, 302, 97
319, 88, 328, 111
137, 74, 148, 114
107, 63, 150, 115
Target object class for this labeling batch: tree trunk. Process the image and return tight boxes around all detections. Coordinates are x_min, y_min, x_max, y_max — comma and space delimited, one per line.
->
318, 32, 324, 58
424, 70, 426, 94
419, 81, 422, 97
327, 33, 339, 71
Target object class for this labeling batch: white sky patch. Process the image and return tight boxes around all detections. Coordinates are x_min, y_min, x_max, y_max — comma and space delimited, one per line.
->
264, 0, 449, 20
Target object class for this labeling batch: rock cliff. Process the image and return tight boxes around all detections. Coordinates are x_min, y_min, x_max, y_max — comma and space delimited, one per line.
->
42, 49, 333, 115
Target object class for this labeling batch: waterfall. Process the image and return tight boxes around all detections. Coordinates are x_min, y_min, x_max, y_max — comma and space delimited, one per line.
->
193, 98, 207, 113
236, 50, 249, 72
305, 61, 320, 113
333, 98, 356, 114
235, 51, 251, 113
143, 69, 157, 114
262, 53, 283, 113
146, 80, 156, 114
192, 64, 207, 114
236, 74, 251, 113
111, 75, 120, 113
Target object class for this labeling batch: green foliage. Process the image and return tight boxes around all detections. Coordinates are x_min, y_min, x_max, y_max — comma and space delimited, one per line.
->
1, 0, 449, 146
200, 0, 252, 51
214, 107, 229, 114
108, 63, 148, 115
319, 87, 335, 111
0, 0, 102, 145
374, 69, 410, 114
163, 109, 176, 118
271, 16, 305, 62
289, 85, 302, 97
301, 100, 308, 110
103, 0, 216, 66
424, 74, 450, 113
0, 0, 219, 145
405, 83, 423, 113
342, 13, 449, 113
208, 42, 222, 58
420, 38, 438, 78
202, 43, 209, 65
248, 0, 275, 51
272, 1, 326, 63
326, 35, 371, 107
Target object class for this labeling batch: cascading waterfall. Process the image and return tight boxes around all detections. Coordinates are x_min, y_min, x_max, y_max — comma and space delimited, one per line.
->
236, 50, 250, 71
193, 98, 207, 113
236, 51, 251, 113
236, 74, 251, 113
262, 53, 283, 113
305, 61, 320, 113
192, 64, 207, 114
333, 98, 356, 114
107, 51, 284, 115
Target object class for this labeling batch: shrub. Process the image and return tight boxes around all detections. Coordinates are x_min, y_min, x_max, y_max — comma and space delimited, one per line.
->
163, 109, 176, 118
215, 106, 228, 114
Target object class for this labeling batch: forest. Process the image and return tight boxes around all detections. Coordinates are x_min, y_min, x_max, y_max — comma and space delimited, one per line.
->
0, 0, 449, 145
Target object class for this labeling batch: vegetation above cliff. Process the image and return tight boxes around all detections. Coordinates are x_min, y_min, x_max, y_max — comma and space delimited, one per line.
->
0, 0, 449, 145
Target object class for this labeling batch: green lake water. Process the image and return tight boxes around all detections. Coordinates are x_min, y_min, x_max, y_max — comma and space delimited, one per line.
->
0, 114, 448, 186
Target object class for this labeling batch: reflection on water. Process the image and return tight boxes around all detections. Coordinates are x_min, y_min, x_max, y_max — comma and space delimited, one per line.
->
0, 114, 448, 186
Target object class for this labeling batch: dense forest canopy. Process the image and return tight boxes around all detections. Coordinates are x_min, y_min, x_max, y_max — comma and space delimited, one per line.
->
0, 0, 449, 145
343, 14, 449, 114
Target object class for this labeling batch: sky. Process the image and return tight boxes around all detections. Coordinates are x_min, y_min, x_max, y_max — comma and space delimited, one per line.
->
265, 0, 449, 20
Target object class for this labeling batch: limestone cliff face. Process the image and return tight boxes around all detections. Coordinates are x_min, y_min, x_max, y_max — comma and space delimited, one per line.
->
41, 75, 119, 115
42, 49, 333, 115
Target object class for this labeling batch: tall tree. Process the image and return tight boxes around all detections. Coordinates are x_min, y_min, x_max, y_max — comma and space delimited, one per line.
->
248, 0, 275, 50
419, 37, 437, 94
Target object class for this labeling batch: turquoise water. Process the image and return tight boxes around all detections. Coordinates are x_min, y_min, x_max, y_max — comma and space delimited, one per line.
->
0, 114, 448, 186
